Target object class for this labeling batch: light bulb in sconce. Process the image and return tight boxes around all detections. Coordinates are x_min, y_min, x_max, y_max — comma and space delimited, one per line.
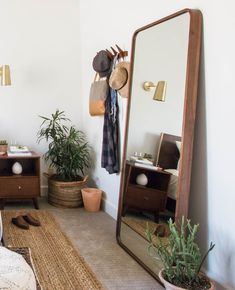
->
0, 65, 11, 86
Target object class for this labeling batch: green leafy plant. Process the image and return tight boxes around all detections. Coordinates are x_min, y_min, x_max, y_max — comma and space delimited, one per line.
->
0, 140, 8, 145
146, 217, 215, 289
37, 109, 90, 182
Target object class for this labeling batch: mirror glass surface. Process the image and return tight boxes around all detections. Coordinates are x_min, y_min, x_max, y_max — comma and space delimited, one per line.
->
117, 9, 202, 280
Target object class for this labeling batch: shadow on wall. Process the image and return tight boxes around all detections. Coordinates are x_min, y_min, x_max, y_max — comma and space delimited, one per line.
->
189, 28, 209, 268
86, 145, 98, 188
214, 282, 234, 290
212, 227, 235, 289
85, 144, 107, 201
190, 29, 235, 290
143, 132, 161, 161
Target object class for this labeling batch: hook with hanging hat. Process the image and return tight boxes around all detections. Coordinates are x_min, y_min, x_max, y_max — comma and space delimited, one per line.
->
105, 47, 118, 60
105, 45, 128, 61
111, 46, 118, 56
115, 44, 128, 60
106, 49, 114, 60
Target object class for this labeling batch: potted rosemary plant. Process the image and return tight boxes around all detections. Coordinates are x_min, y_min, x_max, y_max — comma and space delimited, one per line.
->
146, 218, 215, 290
0, 140, 8, 155
38, 109, 91, 207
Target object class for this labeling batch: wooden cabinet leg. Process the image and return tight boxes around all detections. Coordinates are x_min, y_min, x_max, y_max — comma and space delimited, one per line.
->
154, 212, 159, 223
33, 198, 39, 209
122, 205, 128, 216
0, 199, 5, 210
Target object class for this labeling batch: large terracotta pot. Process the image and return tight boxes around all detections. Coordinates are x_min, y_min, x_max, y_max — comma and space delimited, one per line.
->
159, 269, 215, 290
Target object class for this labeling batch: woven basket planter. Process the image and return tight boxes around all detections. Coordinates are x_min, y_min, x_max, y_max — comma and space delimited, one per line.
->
45, 174, 88, 208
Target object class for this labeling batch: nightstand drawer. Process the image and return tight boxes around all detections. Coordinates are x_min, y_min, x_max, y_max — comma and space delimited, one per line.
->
125, 184, 167, 211
0, 177, 40, 198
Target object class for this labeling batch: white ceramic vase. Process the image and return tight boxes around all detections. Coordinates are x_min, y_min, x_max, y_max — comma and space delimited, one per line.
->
136, 173, 148, 186
12, 162, 23, 175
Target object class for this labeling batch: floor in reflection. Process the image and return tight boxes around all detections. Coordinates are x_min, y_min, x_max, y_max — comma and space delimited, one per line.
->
120, 221, 163, 276
122, 208, 174, 237
120, 210, 174, 277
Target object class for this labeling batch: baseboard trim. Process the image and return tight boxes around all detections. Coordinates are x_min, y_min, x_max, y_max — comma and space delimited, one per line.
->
40, 185, 47, 197
41, 186, 118, 220
102, 198, 118, 220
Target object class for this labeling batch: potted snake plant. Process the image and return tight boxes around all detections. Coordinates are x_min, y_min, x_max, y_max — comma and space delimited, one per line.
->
37, 109, 91, 208
146, 217, 215, 290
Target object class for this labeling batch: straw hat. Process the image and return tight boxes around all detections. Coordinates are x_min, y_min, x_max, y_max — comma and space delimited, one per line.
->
109, 61, 130, 98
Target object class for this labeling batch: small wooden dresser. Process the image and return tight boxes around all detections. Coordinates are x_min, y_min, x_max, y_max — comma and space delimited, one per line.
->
0, 152, 40, 209
122, 161, 171, 221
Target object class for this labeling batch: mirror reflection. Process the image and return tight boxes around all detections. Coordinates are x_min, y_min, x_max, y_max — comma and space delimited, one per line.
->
121, 134, 181, 274
117, 10, 200, 278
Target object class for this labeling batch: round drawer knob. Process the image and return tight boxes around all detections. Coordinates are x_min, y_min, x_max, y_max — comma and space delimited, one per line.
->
144, 196, 149, 201
18, 186, 22, 190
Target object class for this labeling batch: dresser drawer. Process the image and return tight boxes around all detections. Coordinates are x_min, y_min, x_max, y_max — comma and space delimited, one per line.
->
125, 184, 167, 211
0, 177, 40, 198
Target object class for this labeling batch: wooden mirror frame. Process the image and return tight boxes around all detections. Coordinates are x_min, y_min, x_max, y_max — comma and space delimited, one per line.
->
116, 8, 202, 281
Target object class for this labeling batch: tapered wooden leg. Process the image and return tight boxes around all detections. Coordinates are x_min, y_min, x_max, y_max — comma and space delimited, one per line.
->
122, 205, 128, 216
154, 211, 160, 223
32, 198, 39, 209
0, 199, 5, 210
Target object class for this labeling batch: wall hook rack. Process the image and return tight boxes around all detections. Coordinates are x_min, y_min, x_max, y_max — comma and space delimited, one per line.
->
106, 45, 128, 60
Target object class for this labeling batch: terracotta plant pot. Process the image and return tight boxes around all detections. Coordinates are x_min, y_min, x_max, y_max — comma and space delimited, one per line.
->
81, 188, 102, 212
159, 269, 215, 290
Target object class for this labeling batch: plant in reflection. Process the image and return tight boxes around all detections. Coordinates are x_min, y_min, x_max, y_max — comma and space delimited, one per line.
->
146, 217, 215, 289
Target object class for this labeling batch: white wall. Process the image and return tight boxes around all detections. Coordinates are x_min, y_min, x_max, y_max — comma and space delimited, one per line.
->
0, 0, 82, 192
79, 1, 235, 289
0, 0, 234, 288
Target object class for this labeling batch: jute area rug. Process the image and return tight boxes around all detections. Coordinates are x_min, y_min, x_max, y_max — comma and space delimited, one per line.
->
122, 216, 168, 245
2, 210, 104, 290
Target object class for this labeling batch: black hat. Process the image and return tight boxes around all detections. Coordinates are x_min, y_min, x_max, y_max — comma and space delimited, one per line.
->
92, 50, 112, 77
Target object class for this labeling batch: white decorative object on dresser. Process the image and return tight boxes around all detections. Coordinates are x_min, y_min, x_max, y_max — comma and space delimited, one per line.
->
12, 161, 23, 175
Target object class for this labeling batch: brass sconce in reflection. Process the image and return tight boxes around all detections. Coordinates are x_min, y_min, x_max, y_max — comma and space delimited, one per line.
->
0, 65, 11, 86
143, 81, 167, 102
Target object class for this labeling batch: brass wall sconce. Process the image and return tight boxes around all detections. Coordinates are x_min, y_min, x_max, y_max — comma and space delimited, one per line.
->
0, 65, 11, 86
143, 81, 167, 102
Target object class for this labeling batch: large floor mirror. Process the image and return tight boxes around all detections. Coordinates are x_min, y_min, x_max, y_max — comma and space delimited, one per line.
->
116, 9, 202, 282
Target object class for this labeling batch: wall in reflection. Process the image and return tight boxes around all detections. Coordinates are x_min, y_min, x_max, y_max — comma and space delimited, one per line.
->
126, 13, 189, 161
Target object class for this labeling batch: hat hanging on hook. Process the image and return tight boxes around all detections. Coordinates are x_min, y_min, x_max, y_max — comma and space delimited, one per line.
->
106, 45, 128, 61
92, 50, 112, 77
109, 61, 130, 98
